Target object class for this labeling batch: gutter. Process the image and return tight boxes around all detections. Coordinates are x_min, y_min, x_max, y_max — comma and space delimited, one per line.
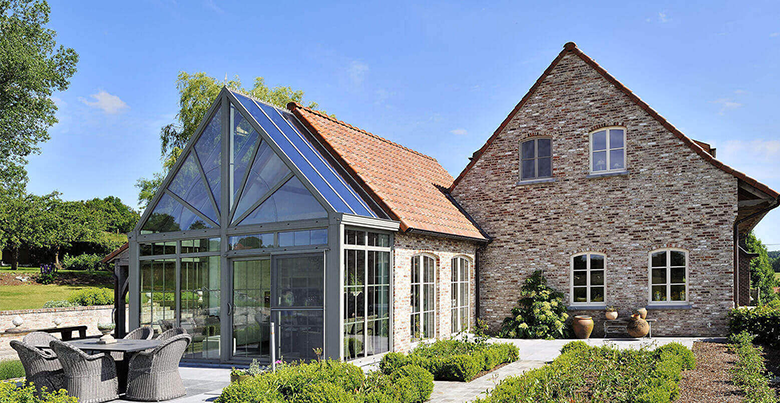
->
733, 196, 779, 306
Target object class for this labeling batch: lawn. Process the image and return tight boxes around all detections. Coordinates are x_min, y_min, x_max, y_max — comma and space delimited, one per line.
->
0, 267, 113, 310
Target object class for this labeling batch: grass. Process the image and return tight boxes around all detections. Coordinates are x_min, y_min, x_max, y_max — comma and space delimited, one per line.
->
0, 284, 112, 310
0, 360, 25, 380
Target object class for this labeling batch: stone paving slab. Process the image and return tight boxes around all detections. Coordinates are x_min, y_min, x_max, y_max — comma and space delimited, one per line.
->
430, 360, 546, 403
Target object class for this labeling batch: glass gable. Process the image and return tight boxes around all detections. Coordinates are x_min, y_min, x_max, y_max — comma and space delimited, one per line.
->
233, 141, 291, 223
231, 107, 260, 203
142, 193, 213, 233
195, 107, 223, 212
167, 152, 219, 224
239, 176, 327, 226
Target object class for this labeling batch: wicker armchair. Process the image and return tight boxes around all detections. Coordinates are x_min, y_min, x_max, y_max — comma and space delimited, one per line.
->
10, 340, 66, 396
50, 340, 119, 403
155, 327, 186, 341
124, 326, 154, 340
23, 331, 58, 346
125, 334, 191, 401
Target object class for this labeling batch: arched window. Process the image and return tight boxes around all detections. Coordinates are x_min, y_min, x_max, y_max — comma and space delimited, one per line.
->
589, 127, 626, 173
571, 253, 606, 305
451, 257, 470, 333
411, 254, 436, 341
520, 137, 552, 180
649, 249, 688, 303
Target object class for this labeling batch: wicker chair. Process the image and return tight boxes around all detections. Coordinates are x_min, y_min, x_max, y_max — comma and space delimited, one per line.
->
10, 340, 66, 396
124, 326, 154, 340
125, 334, 191, 401
155, 327, 187, 341
50, 340, 119, 403
23, 331, 58, 346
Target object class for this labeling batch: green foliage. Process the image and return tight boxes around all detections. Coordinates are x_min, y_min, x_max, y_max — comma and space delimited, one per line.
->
42, 300, 75, 308
62, 253, 105, 271
83, 196, 139, 234
0, 382, 77, 402
475, 343, 694, 403
728, 332, 777, 403
745, 232, 779, 304
499, 270, 569, 339
379, 339, 519, 382
560, 340, 589, 355
0, 191, 58, 269
654, 342, 696, 370
0, 360, 24, 380
0, 0, 79, 190
67, 287, 113, 306
728, 299, 780, 347
292, 382, 357, 403
390, 365, 434, 403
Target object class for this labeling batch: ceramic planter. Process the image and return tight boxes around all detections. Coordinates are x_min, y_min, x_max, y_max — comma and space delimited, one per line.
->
626, 314, 649, 338
636, 307, 647, 319
605, 311, 618, 320
572, 315, 594, 339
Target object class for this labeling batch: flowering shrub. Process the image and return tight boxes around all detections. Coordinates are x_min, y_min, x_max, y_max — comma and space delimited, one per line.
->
499, 270, 569, 339
37, 264, 56, 285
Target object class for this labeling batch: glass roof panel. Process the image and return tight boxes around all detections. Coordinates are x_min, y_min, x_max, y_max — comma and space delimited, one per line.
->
239, 176, 327, 226
231, 107, 260, 203
195, 107, 222, 212
142, 193, 214, 234
233, 141, 291, 222
167, 152, 219, 224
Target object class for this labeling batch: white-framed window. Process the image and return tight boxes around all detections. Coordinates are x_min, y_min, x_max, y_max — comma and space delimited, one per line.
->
520, 137, 552, 180
590, 127, 626, 173
411, 254, 436, 341
649, 249, 688, 304
570, 253, 606, 305
450, 256, 470, 333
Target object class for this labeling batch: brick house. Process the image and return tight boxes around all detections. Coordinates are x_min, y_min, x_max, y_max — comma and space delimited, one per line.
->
449, 42, 779, 337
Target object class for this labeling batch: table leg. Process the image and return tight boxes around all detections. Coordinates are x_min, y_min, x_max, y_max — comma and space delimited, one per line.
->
79, 328, 87, 339
62, 330, 72, 341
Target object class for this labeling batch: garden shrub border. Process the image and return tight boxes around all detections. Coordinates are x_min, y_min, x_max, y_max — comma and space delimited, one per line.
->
729, 332, 777, 403
728, 300, 780, 348
0, 359, 25, 380
0, 382, 76, 402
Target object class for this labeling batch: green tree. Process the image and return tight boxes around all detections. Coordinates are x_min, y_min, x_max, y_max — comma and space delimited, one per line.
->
745, 232, 779, 304
45, 199, 105, 267
84, 196, 139, 234
0, 0, 78, 189
135, 72, 323, 208
0, 191, 57, 270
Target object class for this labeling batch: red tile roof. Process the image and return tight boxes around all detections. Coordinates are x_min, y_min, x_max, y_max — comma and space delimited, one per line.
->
451, 42, 780, 200
102, 242, 128, 264
288, 104, 488, 241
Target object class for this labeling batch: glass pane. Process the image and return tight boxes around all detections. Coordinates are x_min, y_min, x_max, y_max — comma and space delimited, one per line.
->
670, 251, 686, 267
311, 229, 328, 245
460, 283, 467, 306
521, 140, 535, 159
451, 308, 458, 333
521, 159, 535, 179
609, 149, 624, 170
573, 255, 587, 270
239, 176, 327, 225
671, 268, 686, 284
411, 285, 420, 313
592, 151, 607, 171
423, 256, 434, 283
651, 251, 666, 268
181, 238, 220, 253
592, 131, 607, 151
573, 271, 587, 286
142, 193, 213, 233
590, 270, 604, 286
278, 231, 294, 247
367, 232, 390, 247
460, 307, 468, 332
460, 259, 468, 282
451, 261, 458, 283
365, 319, 389, 356
233, 142, 291, 221
423, 311, 434, 339
590, 287, 605, 302
411, 314, 420, 339
411, 257, 420, 284
451, 283, 457, 308
275, 310, 323, 362
180, 256, 220, 359
139, 259, 176, 336
573, 287, 587, 303
537, 138, 551, 157
652, 268, 666, 285
232, 112, 260, 202
537, 157, 552, 178
670, 285, 686, 301
346, 229, 365, 245
369, 251, 390, 285
424, 284, 434, 311
344, 324, 359, 360
590, 254, 604, 270
293, 230, 311, 246
652, 285, 667, 302
194, 107, 222, 212
229, 233, 274, 250
276, 255, 324, 308
609, 129, 624, 148
168, 153, 219, 224
140, 243, 152, 256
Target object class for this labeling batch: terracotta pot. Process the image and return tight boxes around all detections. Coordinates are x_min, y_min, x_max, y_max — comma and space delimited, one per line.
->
626, 314, 650, 338
572, 315, 594, 339
636, 308, 647, 319
605, 311, 618, 320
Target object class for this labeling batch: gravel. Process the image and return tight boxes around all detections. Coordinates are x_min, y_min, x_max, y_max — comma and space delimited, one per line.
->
675, 341, 743, 403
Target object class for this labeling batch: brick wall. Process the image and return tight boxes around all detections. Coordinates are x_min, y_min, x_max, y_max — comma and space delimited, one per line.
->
392, 232, 477, 352
451, 52, 738, 337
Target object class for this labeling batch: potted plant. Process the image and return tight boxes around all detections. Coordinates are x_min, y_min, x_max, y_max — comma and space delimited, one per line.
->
605, 306, 618, 320
230, 359, 267, 383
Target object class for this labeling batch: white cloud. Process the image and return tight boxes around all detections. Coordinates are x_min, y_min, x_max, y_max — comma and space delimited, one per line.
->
658, 12, 669, 23
722, 139, 780, 160
79, 90, 129, 114
347, 61, 369, 86
710, 98, 742, 115
733, 89, 748, 95
450, 128, 468, 136
203, 0, 224, 14
770, 32, 779, 37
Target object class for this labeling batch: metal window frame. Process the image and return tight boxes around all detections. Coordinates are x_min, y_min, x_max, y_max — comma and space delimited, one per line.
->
569, 252, 607, 306
648, 248, 689, 304
410, 253, 437, 342
450, 256, 471, 334
520, 137, 553, 181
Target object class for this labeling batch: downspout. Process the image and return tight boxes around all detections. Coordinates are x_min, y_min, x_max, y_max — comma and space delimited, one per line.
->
733, 197, 779, 306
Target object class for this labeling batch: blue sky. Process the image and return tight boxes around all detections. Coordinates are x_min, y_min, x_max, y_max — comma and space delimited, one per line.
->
28, 1, 780, 246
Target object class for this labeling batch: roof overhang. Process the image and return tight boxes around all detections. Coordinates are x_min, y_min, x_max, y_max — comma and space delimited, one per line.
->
736, 180, 779, 235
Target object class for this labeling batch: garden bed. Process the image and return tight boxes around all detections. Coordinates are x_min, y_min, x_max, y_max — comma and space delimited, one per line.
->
675, 342, 742, 403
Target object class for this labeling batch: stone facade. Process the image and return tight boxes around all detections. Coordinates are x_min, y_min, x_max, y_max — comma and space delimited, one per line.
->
451, 51, 738, 337
392, 232, 477, 352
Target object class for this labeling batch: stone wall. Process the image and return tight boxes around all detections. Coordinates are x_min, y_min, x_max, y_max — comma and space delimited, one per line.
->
451, 51, 738, 337
392, 232, 478, 352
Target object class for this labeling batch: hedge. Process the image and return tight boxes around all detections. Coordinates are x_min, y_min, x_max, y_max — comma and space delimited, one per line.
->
728, 300, 780, 347
68, 288, 114, 306
0, 382, 77, 403
216, 360, 433, 403
379, 340, 519, 382
475, 342, 695, 403
62, 253, 105, 271
0, 360, 25, 380
729, 332, 777, 403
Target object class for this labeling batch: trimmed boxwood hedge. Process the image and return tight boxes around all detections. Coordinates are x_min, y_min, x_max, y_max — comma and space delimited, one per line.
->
474, 342, 695, 403
0, 382, 77, 402
728, 299, 780, 347
379, 340, 519, 382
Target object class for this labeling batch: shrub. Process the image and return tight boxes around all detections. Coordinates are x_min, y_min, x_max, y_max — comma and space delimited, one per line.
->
654, 342, 695, 370
498, 270, 569, 339
0, 382, 77, 402
0, 360, 25, 380
43, 300, 76, 308
728, 331, 776, 403
292, 382, 357, 403
37, 264, 56, 285
728, 300, 780, 347
62, 253, 105, 271
560, 340, 589, 355
68, 288, 114, 306
391, 365, 434, 403
378, 352, 408, 375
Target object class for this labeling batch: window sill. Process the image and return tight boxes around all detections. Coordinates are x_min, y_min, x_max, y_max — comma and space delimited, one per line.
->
646, 304, 692, 310
517, 177, 556, 185
586, 170, 629, 179
567, 304, 607, 311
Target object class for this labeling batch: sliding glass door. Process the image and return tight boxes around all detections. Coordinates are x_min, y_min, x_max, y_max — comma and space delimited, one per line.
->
230, 258, 271, 361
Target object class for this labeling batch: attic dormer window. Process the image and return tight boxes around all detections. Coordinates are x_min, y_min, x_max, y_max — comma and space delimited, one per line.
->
590, 128, 626, 173
520, 138, 552, 180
